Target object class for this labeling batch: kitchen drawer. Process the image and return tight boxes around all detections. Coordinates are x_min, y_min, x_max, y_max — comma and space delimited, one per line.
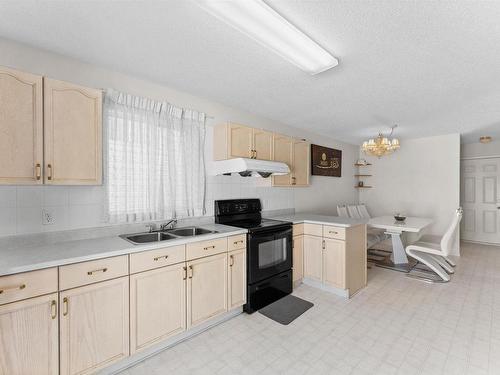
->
59, 255, 128, 290
303, 223, 322, 237
323, 225, 346, 240
0, 268, 58, 305
130, 245, 185, 274
293, 223, 304, 236
228, 234, 246, 251
186, 238, 228, 260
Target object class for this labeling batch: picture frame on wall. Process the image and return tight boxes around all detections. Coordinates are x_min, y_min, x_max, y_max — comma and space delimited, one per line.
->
311, 144, 342, 177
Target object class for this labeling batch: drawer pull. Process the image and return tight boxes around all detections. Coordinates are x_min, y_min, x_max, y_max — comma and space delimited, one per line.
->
47, 164, 52, 181
203, 245, 216, 250
63, 297, 69, 316
153, 255, 169, 261
329, 231, 338, 234
87, 267, 108, 276
229, 255, 234, 267
51, 300, 57, 319
188, 265, 193, 279
0, 283, 26, 294
233, 240, 244, 245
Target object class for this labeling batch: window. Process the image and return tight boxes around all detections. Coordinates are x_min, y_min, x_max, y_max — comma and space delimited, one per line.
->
105, 90, 206, 223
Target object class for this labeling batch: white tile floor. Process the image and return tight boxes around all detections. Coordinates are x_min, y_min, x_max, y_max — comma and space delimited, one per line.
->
121, 242, 500, 375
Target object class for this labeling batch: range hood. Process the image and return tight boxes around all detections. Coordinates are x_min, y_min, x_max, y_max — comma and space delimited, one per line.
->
212, 158, 290, 178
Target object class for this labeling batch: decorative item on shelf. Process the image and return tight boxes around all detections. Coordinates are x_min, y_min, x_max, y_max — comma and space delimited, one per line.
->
358, 181, 364, 187
479, 136, 492, 144
362, 125, 400, 158
311, 144, 342, 177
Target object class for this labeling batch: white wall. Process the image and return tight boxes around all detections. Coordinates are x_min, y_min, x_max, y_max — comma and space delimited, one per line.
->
359, 133, 461, 254
461, 140, 500, 159
0, 37, 358, 236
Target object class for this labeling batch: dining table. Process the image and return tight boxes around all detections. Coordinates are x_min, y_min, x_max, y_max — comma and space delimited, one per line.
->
368, 216, 434, 272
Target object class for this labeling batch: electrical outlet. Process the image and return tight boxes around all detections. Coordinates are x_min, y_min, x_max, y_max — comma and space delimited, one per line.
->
42, 208, 55, 225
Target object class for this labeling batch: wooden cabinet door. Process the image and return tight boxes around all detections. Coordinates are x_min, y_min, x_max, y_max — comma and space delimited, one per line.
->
253, 129, 273, 160
228, 249, 246, 309
0, 293, 58, 375
130, 264, 186, 354
323, 239, 346, 289
0, 66, 43, 184
272, 134, 293, 186
44, 78, 102, 185
60, 277, 129, 375
303, 235, 323, 282
293, 235, 304, 284
228, 123, 253, 159
293, 140, 310, 186
187, 253, 227, 328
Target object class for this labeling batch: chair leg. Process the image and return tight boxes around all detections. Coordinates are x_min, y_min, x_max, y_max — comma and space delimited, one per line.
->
443, 256, 456, 267
406, 249, 451, 282
429, 254, 454, 274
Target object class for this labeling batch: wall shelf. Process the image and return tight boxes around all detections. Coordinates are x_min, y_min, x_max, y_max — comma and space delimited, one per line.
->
354, 174, 372, 177
355, 162, 373, 189
355, 186, 372, 189
354, 163, 372, 166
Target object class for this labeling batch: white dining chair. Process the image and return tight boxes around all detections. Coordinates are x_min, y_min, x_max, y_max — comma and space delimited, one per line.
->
347, 205, 361, 219
405, 208, 463, 282
337, 205, 349, 217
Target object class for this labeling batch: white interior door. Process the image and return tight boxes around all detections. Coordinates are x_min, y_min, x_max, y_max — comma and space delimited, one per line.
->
461, 158, 500, 244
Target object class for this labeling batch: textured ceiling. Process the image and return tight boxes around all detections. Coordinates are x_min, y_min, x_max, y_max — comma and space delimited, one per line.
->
0, 0, 499, 144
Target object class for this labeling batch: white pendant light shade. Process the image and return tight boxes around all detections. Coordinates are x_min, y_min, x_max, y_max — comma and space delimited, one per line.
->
195, 0, 338, 75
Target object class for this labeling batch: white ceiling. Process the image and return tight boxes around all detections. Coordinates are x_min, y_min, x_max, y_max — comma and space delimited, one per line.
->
1, 0, 499, 145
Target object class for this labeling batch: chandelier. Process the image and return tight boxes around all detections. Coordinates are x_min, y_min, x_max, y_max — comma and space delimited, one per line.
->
361, 125, 400, 158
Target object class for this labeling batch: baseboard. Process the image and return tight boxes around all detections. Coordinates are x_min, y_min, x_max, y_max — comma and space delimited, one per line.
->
302, 278, 349, 298
99, 307, 243, 375
462, 240, 500, 247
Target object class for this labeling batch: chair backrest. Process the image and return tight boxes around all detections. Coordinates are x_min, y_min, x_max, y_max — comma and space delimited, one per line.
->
356, 204, 371, 219
337, 205, 349, 218
440, 208, 463, 256
347, 205, 361, 219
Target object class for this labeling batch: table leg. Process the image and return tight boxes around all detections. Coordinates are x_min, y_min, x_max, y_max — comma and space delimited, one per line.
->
389, 231, 409, 264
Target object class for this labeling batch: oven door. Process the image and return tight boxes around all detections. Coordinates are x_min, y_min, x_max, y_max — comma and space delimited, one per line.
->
248, 227, 292, 284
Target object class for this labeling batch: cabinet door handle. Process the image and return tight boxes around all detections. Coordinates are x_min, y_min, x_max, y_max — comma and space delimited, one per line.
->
253, 150, 257, 159
0, 283, 26, 294
249, 149, 253, 158
62, 297, 69, 316
183, 266, 187, 280
47, 164, 52, 181
35, 163, 41, 180
322, 240, 325, 250
188, 265, 194, 279
153, 255, 169, 261
203, 245, 216, 250
233, 240, 244, 245
229, 255, 234, 267
51, 300, 57, 319
87, 267, 108, 276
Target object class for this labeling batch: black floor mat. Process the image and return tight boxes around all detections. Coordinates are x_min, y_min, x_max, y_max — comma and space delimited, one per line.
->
258, 295, 313, 325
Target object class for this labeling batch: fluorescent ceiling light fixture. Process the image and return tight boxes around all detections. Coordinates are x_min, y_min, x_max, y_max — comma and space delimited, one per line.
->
195, 0, 338, 75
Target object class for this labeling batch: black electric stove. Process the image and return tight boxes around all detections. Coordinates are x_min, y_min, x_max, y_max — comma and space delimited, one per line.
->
215, 199, 293, 313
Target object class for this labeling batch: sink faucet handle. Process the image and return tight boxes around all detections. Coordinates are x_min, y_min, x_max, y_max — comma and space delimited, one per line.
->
145, 223, 155, 233
160, 219, 177, 231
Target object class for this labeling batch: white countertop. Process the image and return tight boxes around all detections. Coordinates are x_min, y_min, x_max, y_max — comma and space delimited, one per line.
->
0, 223, 247, 277
270, 213, 366, 228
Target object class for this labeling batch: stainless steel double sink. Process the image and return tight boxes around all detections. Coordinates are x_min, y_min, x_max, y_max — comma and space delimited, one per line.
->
120, 226, 217, 245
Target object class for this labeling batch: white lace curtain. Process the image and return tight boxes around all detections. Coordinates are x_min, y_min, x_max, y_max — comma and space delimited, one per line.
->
105, 89, 206, 223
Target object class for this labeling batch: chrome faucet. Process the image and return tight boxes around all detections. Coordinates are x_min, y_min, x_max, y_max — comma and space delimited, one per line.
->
160, 219, 177, 231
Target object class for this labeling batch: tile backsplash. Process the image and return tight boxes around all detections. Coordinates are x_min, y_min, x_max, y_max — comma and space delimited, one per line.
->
0, 175, 294, 237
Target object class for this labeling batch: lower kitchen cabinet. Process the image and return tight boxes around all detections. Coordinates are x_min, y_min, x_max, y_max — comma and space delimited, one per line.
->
130, 264, 186, 354
303, 234, 323, 282
59, 277, 129, 375
322, 238, 346, 289
187, 253, 228, 328
0, 293, 59, 375
292, 235, 304, 284
228, 248, 246, 309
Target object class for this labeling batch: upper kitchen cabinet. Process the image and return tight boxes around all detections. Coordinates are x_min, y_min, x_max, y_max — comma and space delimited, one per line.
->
0, 66, 43, 184
44, 78, 103, 185
272, 136, 310, 187
213, 122, 273, 161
